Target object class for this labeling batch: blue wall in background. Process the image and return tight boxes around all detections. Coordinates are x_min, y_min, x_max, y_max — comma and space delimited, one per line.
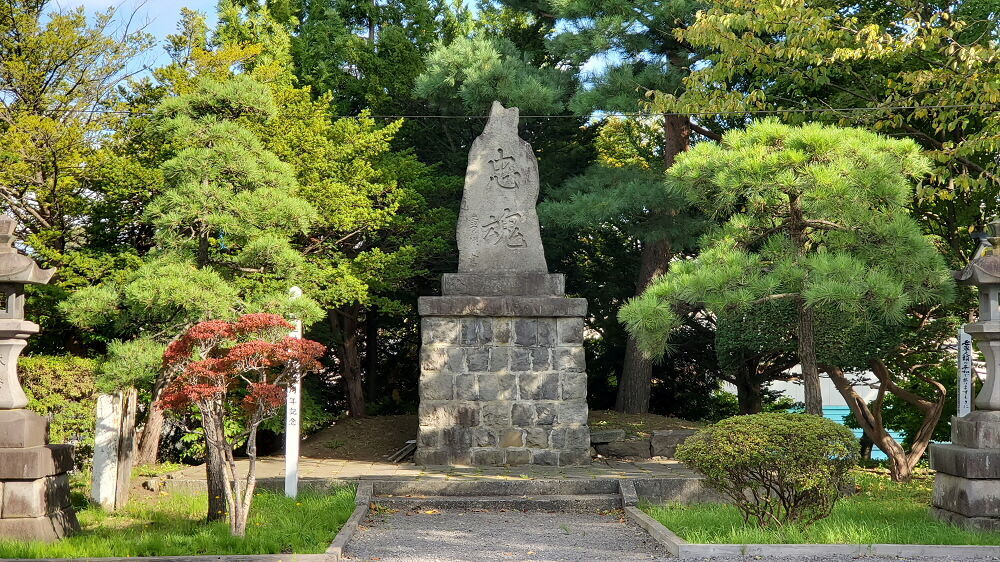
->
822, 405, 905, 461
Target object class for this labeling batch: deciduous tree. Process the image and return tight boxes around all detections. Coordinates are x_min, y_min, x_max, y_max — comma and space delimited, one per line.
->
665, 0, 1000, 263
160, 313, 325, 537
0, 1, 152, 253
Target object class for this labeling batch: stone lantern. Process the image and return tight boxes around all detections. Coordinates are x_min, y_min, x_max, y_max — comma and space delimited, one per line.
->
0, 217, 78, 541
930, 218, 1000, 530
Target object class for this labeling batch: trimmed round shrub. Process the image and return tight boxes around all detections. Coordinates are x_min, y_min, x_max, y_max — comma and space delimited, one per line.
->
675, 413, 858, 527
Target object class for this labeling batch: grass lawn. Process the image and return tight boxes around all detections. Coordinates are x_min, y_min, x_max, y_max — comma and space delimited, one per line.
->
642, 469, 1000, 545
0, 486, 357, 558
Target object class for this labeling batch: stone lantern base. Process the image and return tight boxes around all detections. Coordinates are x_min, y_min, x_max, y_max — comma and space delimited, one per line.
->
930, 411, 1000, 531
0, 410, 79, 541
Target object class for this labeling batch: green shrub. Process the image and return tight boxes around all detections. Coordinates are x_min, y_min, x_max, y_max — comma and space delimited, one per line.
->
18, 355, 98, 466
676, 413, 858, 528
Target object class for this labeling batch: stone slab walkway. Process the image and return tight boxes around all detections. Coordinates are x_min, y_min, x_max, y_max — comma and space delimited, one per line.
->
344, 507, 673, 561
162, 456, 697, 484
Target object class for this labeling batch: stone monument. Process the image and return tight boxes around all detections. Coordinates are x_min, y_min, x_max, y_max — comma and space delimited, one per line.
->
0, 217, 78, 540
931, 217, 1000, 530
415, 102, 591, 466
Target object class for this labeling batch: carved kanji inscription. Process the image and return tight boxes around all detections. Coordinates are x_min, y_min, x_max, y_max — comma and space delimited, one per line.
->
456, 102, 548, 272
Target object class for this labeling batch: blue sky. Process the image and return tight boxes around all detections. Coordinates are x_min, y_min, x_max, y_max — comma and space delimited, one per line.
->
64, 0, 219, 67
64, 0, 608, 95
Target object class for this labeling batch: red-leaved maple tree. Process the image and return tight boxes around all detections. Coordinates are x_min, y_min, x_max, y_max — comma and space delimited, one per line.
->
160, 313, 325, 536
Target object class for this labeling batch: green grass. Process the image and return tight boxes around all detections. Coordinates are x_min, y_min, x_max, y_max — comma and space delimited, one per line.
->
0, 486, 357, 558
642, 470, 1000, 545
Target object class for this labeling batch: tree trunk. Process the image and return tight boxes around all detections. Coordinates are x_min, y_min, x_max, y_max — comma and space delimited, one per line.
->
614, 115, 689, 414
231, 421, 260, 538
135, 376, 167, 465
365, 306, 379, 401
859, 434, 874, 460
798, 301, 823, 415
204, 405, 228, 522
735, 366, 765, 414
787, 191, 823, 416
616, 239, 674, 413
368, 0, 376, 42
193, 223, 225, 519
825, 363, 945, 482
332, 308, 365, 417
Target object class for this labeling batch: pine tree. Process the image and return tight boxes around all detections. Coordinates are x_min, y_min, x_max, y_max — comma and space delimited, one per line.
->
481, 0, 715, 413
217, 2, 456, 416
63, 74, 322, 521
620, 120, 954, 418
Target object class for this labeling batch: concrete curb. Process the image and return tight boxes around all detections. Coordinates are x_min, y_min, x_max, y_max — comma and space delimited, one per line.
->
624, 506, 1000, 558
622, 506, 686, 557
325, 482, 373, 562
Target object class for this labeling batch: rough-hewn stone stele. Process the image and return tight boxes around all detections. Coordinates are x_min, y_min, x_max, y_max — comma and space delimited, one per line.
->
416, 102, 591, 466
0, 217, 79, 541
931, 218, 1000, 531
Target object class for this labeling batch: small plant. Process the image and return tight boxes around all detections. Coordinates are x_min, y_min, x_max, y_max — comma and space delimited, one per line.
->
676, 413, 858, 528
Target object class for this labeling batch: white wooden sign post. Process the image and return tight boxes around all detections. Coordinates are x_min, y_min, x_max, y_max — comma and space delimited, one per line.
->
959, 325, 974, 417
285, 286, 303, 498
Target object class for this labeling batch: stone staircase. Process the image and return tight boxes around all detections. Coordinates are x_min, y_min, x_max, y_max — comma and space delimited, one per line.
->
370, 479, 633, 511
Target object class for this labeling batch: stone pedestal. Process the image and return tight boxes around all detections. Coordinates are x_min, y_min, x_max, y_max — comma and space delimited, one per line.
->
415, 287, 591, 466
0, 409, 79, 541
930, 411, 1000, 531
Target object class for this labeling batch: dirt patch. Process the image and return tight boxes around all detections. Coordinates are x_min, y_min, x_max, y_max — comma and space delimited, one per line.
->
300, 414, 419, 462
589, 410, 702, 439
297, 411, 701, 461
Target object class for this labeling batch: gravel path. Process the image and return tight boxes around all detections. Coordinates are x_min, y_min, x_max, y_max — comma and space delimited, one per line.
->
346, 507, 1000, 561
345, 507, 673, 561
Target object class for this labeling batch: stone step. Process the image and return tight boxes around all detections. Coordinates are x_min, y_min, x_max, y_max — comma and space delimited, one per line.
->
372, 479, 619, 497
373, 493, 623, 511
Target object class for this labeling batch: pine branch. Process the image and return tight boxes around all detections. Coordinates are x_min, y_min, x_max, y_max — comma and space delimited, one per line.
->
802, 220, 848, 231
751, 293, 798, 305
689, 121, 722, 142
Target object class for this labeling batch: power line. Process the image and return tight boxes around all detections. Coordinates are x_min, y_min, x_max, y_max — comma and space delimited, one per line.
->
2, 102, 998, 119
369, 103, 1000, 119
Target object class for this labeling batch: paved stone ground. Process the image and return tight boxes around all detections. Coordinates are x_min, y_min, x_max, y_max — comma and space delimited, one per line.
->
163, 456, 696, 483
345, 508, 673, 561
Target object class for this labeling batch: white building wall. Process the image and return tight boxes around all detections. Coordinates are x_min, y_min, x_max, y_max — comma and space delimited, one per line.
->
720, 367, 881, 407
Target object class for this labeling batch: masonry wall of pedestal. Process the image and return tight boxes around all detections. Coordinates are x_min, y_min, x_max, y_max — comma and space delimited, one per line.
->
416, 315, 590, 466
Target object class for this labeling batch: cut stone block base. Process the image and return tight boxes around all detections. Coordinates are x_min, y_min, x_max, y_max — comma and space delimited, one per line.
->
416, 295, 590, 466
0, 508, 79, 542
0, 410, 79, 542
930, 506, 1000, 532
930, 412, 1000, 531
